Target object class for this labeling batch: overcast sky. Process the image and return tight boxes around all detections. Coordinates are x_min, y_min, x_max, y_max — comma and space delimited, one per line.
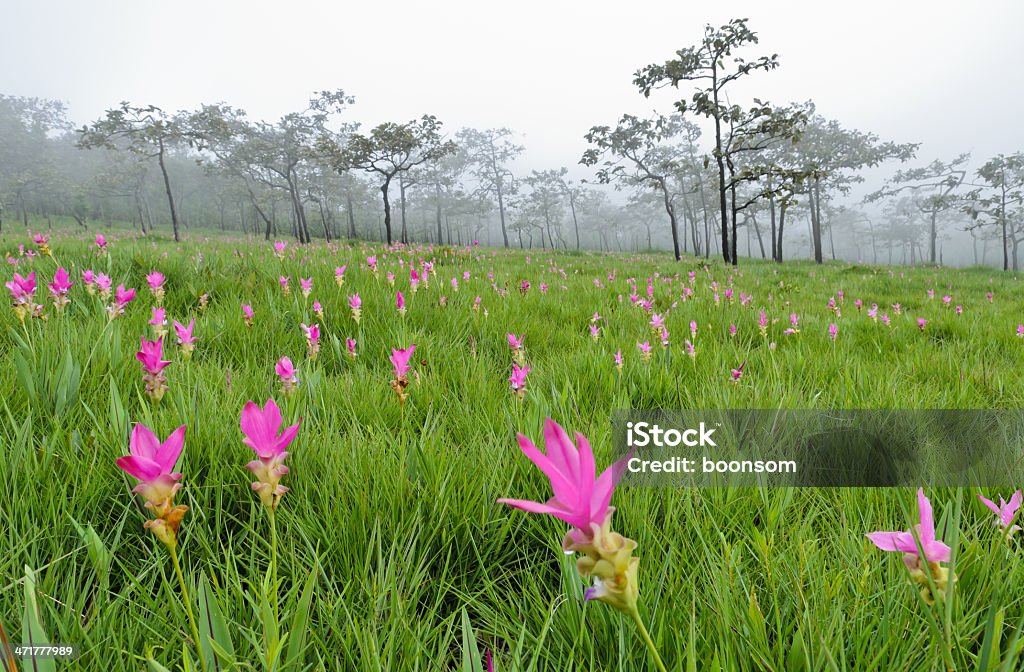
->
4, 0, 1022, 182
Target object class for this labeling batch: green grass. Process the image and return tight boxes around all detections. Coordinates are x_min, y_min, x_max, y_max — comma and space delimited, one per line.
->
1, 227, 1022, 670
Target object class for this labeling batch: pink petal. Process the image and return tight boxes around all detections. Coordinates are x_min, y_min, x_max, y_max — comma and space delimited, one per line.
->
516, 432, 576, 506
116, 454, 162, 482
130, 423, 161, 460
154, 425, 186, 473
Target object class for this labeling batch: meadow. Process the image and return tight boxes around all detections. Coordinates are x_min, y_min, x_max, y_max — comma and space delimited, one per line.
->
1, 227, 1023, 671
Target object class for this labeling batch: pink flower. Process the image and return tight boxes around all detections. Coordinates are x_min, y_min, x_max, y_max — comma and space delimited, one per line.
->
396, 290, 406, 315
94, 233, 107, 250
613, 349, 623, 371
390, 344, 416, 381
275, 356, 299, 394
107, 284, 136, 318
917, 317, 928, 331
349, 293, 362, 322
117, 423, 185, 501
731, 361, 746, 383
146, 270, 166, 293
274, 240, 287, 257
866, 488, 951, 563
300, 277, 313, 297
978, 491, 1022, 532
82, 269, 95, 288
498, 418, 629, 547
174, 318, 197, 357
242, 303, 254, 327
301, 323, 320, 358
345, 337, 357, 359
507, 333, 524, 351
240, 398, 299, 510
95, 273, 112, 294
279, 276, 290, 293
136, 337, 171, 401
828, 323, 838, 341
589, 324, 601, 340
509, 363, 530, 395
150, 306, 167, 329
690, 320, 697, 338
1017, 324, 1024, 338
5, 271, 36, 303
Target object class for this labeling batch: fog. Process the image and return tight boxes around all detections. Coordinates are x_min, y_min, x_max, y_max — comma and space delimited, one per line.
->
2, 0, 1023, 266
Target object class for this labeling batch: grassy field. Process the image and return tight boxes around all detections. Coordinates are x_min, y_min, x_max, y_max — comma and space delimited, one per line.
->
1, 227, 1023, 671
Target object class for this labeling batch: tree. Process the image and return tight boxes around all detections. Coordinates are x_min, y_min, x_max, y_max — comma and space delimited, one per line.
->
458, 127, 523, 248
634, 18, 780, 263
522, 170, 567, 249
78, 103, 189, 241
0, 95, 70, 231
582, 114, 686, 260
786, 113, 917, 263
964, 153, 1024, 271
322, 115, 456, 245
866, 153, 969, 264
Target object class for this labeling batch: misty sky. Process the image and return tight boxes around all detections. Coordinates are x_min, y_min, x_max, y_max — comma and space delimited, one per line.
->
4, 0, 1023, 184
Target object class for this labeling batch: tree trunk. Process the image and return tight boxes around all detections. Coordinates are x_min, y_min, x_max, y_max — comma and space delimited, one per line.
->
381, 176, 394, 245
777, 202, 788, 262
660, 180, 682, 261
811, 179, 824, 264
156, 139, 181, 242
347, 194, 356, 238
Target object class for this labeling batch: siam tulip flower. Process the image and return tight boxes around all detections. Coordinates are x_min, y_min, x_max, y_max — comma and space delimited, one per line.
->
174, 318, 197, 359
729, 323, 737, 338
519, 279, 530, 295
589, 324, 601, 341
240, 398, 299, 510
917, 317, 928, 331
301, 323, 320, 359
731, 361, 746, 383
508, 363, 530, 399
505, 333, 524, 364
6, 271, 42, 321
649, 313, 664, 332
300, 277, 313, 298
313, 300, 324, 321
892, 303, 902, 316
279, 275, 290, 296
828, 323, 838, 341
389, 344, 417, 404
349, 293, 362, 322
275, 356, 300, 395
345, 337, 357, 360
82, 269, 96, 295
367, 255, 378, 276
95, 272, 112, 299
147, 271, 166, 303
978, 491, 1022, 534
868, 304, 878, 321
927, 289, 935, 300
496, 417, 659, 665
986, 292, 994, 303
106, 284, 136, 320
48, 267, 72, 310
684, 339, 696, 361
95, 233, 107, 253
198, 293, 209, 312
614, 349, 623, 373
942, 295, 952, 306
149, 306, 169, 338
273, 240, 287, 258
439, 295, 447, 307
637, 340, 652, 363
1017, 324, 1024, 338
334, 265, 346, 287
758, 311, 769, 337
136, 336, 171, 401
690, 320, 698, 339
473, 296, 482, 313
242, 303, 254, 328
405, 273, 415, 291
855, 299, 863, 311
396, 290, 406, 317
590, 312, 602, 324
955, 305, 963, 316
116, 423, 188, 547
463, 271, 471, 281
881, 313, 891, 327
866, 488, 955, 603
32, 232, 52, 257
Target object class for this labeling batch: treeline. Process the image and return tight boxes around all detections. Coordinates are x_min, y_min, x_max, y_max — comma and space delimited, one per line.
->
1, 19, 1021, 267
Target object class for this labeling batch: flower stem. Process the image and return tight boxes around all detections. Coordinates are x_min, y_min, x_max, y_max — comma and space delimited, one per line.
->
628, 607, 668, 672
170, 544, 206, 672
269, 507, 280, 626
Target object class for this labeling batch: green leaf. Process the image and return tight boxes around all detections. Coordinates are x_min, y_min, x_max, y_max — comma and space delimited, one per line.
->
197, 572, 235, 670
14, 350, 36, 402
284, 569, 317, 668
460, 608, 482, 672
22, 566, 56, 672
